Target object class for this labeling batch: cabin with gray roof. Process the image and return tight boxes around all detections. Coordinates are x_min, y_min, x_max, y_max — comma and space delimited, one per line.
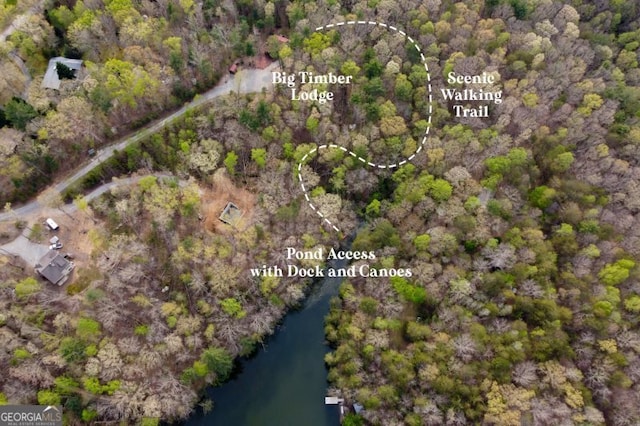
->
35, 250, 74, 285
42, 57, 83, 90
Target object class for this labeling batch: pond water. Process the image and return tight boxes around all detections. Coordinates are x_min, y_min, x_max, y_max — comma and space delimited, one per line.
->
181, 260, 346, 426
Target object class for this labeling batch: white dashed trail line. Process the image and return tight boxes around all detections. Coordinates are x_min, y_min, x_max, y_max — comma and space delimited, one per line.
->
299, 21, 433, 233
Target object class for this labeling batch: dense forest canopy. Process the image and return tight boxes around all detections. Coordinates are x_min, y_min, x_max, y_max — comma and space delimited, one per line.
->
0, 0, 640, 424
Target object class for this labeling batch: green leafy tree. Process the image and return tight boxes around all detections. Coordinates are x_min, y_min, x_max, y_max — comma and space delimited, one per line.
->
83, 378, 120, 395
37, 390, 61, 405
340, 60, 361, 77
414, 234, 431, 251
4, 97, 38, 130
365, 199, 381, 217
599, 259, 635, 286
363, 77, 384, 98
266, 35, 282, 59
12, 348, 31, 363
201, 347, 234, 383
303, 32, 332, 55
15, 277, 41, 298
56, 62, 76, 80
76, 317, 101, 340
352, 219, 401, 251
59, 337, 87, 363
382, 349, 416, 387
134, 324, 149, 336
486, 156, 511, 175
192, 360, 209, 377
391, 277, 427, 304
305, 116, 319, 132
364, 57, 383, 78
394, 74, 413, 102
429, 179, 453, 202
238, 108, 260, 132
593, 300, 614, 318
138, 175, 158, 192
99, 59, 159, 108
510, 0, 528, 18
220, 298, 246, 318
550, 152, 574, 173
54, 376, 80, 395
224, 151, 238, 175
105, 0, 136, 24
48, 6, 75, 31
578, 93, 604, 116
251, 148, 267, 168
343, 413, 364, 426
83, 377, 103, 395
624, 295, 640, 313
529, 185, 556, 209
81, 410, 98, 422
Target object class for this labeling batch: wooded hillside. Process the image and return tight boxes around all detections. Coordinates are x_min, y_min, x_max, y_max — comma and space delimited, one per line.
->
1, 0, 640, 424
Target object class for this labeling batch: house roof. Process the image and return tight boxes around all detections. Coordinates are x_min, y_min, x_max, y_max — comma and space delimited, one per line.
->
42, 57, 83, 90
276, 35, 289, 43
219, 202, 242, 225
36, 250, 73, 285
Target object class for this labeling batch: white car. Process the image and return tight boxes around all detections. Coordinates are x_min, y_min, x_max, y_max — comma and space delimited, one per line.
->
46, 218, 59, 230
49, 241, 63, 250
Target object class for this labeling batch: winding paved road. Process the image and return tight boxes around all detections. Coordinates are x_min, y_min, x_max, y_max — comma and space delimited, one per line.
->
0, 62, 279, 223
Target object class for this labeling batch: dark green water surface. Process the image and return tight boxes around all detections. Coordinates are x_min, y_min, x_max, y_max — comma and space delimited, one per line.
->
182, 264, 345, 426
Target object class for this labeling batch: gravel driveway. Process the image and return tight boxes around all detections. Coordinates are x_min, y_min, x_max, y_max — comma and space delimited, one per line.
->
1, 231, 50, 267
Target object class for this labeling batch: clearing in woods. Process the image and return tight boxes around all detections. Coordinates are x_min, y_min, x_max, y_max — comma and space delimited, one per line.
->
203, 169, 256, 234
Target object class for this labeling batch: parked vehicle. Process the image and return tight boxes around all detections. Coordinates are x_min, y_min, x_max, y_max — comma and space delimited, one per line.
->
46, 218, 59, 230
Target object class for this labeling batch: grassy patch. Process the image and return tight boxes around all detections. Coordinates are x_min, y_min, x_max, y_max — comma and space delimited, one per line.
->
66, 267, 102, 296
29, 223, 43, 242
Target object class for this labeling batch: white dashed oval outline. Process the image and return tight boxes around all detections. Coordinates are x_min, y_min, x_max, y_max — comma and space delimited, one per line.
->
297, 20, 432, 233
